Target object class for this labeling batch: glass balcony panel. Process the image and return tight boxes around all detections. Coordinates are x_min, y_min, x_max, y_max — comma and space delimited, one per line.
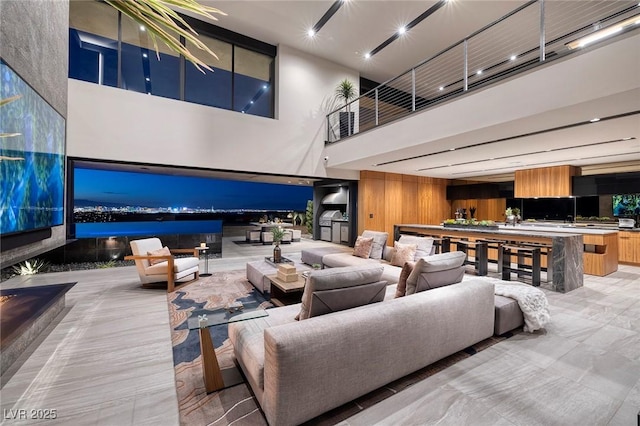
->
120, 17, 180, 100
185, 36, 233, 109
68, 1, 118, 87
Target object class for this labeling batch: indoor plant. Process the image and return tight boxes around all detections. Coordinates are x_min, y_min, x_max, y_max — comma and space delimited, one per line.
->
335, 79, 357, 137
271, 226, 286, 263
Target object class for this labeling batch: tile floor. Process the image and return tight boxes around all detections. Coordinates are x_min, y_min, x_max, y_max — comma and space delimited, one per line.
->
1, 235, 639, 426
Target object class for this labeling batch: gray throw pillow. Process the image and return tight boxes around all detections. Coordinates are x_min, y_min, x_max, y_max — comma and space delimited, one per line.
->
405, 251, 467, 295
361, 230, 388, 260
398, 235, 435, 260
297, 265, 384, 320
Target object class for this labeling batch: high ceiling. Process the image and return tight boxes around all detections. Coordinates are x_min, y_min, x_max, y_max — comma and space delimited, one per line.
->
195, 1, 640, 181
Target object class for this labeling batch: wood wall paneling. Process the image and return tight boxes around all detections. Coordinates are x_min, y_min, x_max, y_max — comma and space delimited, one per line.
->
384, 173, 404, 238
515, 165, 581, 197
401, 176, 419, 225
358, 172, 386, 235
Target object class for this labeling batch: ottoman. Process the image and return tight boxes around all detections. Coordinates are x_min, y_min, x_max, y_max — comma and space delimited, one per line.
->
246, 261, 277, 296
494, 295, 524, 335
301, 246, 351, 266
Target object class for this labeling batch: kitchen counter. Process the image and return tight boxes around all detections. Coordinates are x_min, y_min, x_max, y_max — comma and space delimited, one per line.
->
394, 224, 596, 293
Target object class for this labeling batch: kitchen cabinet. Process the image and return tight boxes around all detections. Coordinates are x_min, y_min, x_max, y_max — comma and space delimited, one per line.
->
618, 231, 640, 264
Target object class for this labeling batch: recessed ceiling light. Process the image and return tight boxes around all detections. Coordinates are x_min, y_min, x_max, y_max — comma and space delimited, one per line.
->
590, 117, 600, 122
398, 26, 406, 35
250, 100, 254, 104
142, 53, 148, 58
307, 29, 316, 37
476, 70, 483, 75
449, 148, 456, 151
510, 55, 517, 61
139, 25, 146, 32
263, 85, 268, 90
241, 111, 245, 114
438, 86, 444, 91
622, 137, 633, 140
364, 52, 371, 59
145, 77, 150, 82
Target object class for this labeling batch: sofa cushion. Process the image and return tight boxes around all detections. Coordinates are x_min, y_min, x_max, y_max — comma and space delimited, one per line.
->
361, 230, 388, 260
395, 261, 415, 298
398, 235, 435, 260
390, 242, 417, 266
297, 265, 385, 320
405, 251, 467, 295
353, 236, 374, 259
147, 246, 171, 266
146, 256, 199, 274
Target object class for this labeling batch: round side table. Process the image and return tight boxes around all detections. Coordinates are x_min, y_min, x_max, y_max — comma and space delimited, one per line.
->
196, 246, 212, 277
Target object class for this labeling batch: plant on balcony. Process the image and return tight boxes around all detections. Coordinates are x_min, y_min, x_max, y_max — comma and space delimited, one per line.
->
105, 0, 226, 72
335, 79, 357, 137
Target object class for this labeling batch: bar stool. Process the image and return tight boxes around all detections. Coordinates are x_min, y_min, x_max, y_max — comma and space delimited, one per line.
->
439, 236, 455, 253
455, 239, 489, 276
430, 237, 447, 254
518, 242, 553, 283
501, 244, 541, 286
477, 238, 507, 273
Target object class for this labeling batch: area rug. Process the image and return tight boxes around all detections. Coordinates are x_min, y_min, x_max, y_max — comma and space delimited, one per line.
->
167, 271, 517, 426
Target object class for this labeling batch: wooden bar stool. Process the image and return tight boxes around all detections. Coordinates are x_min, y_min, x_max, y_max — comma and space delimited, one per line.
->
518, 242, 553, 283
477, 238, 506, 273
501, 244, 541, 286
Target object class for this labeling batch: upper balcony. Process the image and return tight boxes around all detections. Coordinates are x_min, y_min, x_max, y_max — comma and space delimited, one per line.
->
326, 0, 640, 145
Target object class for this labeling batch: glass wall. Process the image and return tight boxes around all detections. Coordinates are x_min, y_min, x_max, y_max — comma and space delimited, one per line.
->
68, 1, 275, 118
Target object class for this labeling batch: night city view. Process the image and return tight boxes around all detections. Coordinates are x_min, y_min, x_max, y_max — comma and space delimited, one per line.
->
73, 167, 313, 227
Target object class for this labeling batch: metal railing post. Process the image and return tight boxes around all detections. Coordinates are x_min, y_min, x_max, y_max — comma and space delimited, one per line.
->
411, 68, 416, 112
327, 115, 330, 141
463, 39, 468, 91
539, 0, 546, 62
347, 105, 352, 136
375, 88, 379, 126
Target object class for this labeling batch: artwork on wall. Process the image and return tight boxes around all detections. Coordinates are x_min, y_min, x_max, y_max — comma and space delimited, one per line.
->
613, 194, 640, 217
0, 59, 66, 235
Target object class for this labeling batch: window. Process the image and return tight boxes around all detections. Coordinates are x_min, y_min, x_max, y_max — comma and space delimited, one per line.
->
233, 47, 273, 118
184, 36, 232, 109
68, 1, 276, 117
120, 18, 180, 100
68, 1, 118, 87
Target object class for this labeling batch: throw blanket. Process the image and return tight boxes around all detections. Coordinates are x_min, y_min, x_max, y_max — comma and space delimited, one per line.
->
491, 279, 551, 332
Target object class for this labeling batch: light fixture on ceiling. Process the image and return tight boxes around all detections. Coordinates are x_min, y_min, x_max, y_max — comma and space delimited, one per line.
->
398, 26, 407, 35
145, 77, 150, 82
364, 52, 371, 59
566, 14, 640, 49
263, 85, 268, 90
139, 25, 146, 32
590, 117, 600, 122
476, 70, 483, 75
142, 53, 148, 58
510, 54, 517, 61
308, 0, 345, 39
449, 148, 456, 151
438, 86, 444, 91
622, 137, 633, 140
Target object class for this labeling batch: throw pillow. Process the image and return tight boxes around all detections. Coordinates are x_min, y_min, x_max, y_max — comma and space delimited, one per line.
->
353, 236, 374, 259
361, 230, 388, 260
395, 261, 415, 298
297, 265, 384, 320
390, 242, 418, 267
405, 251, 467, 295
147, 246, 171, 266
398, 235, 434, 260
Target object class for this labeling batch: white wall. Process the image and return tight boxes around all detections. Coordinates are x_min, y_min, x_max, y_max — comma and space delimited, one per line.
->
67, 44, 359, 180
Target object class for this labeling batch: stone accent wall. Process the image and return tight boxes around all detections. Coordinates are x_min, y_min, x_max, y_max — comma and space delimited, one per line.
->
0, 0, 69, 268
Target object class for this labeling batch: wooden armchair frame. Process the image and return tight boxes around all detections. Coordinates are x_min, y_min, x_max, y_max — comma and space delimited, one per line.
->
125, 247, 200, 292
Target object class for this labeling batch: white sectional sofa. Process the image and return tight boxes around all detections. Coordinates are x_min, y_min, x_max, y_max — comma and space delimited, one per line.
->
229, 264, 496, 426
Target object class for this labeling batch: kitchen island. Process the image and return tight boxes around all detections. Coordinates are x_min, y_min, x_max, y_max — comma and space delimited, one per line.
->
394, 224, 618, 293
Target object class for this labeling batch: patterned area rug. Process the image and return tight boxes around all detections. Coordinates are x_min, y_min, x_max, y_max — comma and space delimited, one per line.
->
167, 271, 516, 426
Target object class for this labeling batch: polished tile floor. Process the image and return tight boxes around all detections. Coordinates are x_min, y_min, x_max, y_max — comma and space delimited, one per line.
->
1, 236, 639, 425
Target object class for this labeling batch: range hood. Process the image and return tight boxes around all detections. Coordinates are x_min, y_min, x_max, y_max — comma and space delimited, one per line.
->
321, 190, 347, 205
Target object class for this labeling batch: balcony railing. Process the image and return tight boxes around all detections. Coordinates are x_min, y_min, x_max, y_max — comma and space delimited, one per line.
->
326, 0, 640, 144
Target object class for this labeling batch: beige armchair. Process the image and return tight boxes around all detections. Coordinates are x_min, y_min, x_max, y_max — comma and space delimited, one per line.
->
125, 238, 200, 292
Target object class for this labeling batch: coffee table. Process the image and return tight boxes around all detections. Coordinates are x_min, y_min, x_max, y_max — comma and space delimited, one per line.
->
187, 307, 268, 393
266, 273, 307, 306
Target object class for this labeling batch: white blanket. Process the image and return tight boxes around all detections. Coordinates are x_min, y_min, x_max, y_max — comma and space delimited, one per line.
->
489, 278, 551, 332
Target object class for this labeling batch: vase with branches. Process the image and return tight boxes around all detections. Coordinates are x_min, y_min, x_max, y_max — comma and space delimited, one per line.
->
271, 226, 286, 263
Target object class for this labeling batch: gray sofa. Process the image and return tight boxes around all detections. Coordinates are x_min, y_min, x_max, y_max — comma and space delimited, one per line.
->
229, 265, 495, 426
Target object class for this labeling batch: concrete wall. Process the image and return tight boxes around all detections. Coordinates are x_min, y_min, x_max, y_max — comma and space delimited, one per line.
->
0, 0, 69, 268
67, 44, 360, 180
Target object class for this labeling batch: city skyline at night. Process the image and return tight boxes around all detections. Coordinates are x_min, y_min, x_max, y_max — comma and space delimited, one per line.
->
74, 168, 313, 212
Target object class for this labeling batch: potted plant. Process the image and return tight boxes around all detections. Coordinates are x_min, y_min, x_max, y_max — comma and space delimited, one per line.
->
271, 226, 286, 263
335, 79, 357, 138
